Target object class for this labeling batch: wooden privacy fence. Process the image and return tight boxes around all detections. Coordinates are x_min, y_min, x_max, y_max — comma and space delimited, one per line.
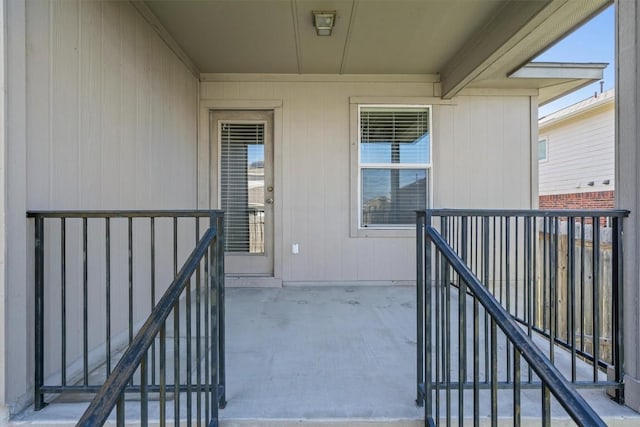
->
537, 220, 615, 364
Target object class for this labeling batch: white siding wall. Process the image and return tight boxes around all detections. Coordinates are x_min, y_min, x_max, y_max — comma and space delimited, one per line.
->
538, 104, 615, 195
3, 0, 198, 411
200, 81, 533, 283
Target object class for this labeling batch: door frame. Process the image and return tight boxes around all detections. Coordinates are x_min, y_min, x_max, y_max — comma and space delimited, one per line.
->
198, 100, 283, 282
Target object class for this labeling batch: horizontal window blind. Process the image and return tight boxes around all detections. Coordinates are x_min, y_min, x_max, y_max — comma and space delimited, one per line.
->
360, 108, 430, 164
220, 123, 265, 253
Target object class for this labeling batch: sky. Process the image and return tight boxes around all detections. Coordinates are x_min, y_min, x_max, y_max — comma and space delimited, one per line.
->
536, 5, 614, 118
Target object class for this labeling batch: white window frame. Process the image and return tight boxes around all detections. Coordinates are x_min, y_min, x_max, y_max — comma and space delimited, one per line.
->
352, 104, 432, 236
538, 136, 549, 162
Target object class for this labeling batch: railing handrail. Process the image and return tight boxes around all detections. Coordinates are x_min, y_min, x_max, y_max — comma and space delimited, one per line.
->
424, 224, 607, 427
27, 209, 223, 218
76, 226, 218, 426
421, 208, 630, 218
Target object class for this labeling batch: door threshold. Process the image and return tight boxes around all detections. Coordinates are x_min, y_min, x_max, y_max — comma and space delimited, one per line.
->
225, 276, 282, 288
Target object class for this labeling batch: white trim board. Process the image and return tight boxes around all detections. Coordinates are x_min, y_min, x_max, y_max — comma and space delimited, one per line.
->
283, 280, 416, 287
200, 73, 440, 83
350, 96, 453, 105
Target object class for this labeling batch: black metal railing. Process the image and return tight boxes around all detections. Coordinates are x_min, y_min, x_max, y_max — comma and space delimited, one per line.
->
416, 211, 607, 426
419, 208, 628, 400
77, 215, 224, 426
27, 211, 226, 418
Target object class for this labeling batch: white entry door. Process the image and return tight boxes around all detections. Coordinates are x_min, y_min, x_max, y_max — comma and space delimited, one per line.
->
211, 110, 274, 275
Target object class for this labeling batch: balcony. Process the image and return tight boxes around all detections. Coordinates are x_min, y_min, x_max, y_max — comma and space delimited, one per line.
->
11, 209, 640, 426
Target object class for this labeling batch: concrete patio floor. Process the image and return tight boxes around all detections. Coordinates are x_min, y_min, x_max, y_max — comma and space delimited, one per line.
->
222, 286, 422, 424
11, 285, 640, 426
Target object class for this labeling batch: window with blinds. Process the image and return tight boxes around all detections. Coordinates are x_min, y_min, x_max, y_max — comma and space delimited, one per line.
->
359, 106, 431, 227
220, 122, 265, 253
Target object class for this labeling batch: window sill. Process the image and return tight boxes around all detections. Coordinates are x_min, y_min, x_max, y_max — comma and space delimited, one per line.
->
351, 227, 416, 238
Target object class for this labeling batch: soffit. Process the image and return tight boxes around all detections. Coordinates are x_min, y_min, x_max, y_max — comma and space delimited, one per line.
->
143, 0, 505, 74
468, 77, 598, 105
467, 61, 607, 105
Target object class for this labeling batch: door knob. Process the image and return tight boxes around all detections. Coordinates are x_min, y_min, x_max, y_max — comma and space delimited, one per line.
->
266, 198, 274, 204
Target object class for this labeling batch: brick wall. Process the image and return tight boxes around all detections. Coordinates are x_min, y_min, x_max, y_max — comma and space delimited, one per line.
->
539, 191, 615, 210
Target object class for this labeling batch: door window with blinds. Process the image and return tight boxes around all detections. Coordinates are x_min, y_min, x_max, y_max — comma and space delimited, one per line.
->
220, 122, 265, 253
359, 105, 431, 228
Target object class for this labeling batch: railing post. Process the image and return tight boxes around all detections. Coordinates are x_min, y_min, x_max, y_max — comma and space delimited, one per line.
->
34, 215, 45, 410
416, 211, 425, 407
213, 212, 227, 408
424, 211, 432, 419
458, 216, 467, 422
140, 352, 148, 426
568, 216, 576, 382
116, 393, 125, 427
612, 215, 625, 403
483, 216, 490, 379
83, 217, 89, 386
208, 234, 219, 423
549, 217, 557, 364
593, 216, 601, 382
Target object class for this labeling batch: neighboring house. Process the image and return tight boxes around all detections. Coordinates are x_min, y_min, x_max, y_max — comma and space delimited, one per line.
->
3, 0, 640, 424
538, 88, 615, 210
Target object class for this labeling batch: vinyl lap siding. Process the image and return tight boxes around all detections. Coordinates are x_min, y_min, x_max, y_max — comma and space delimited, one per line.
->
538, 105, 614, 196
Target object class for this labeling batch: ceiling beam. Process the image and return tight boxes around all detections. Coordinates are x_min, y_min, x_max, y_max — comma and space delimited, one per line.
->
340, 0, 359, 74
439, 0, 567, 99
290, 0, 302, 74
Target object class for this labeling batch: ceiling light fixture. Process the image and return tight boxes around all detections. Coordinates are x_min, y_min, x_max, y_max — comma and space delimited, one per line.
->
313, 11, 336, 36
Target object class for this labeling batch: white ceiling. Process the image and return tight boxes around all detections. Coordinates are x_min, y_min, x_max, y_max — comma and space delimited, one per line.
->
144, 0, 507, 74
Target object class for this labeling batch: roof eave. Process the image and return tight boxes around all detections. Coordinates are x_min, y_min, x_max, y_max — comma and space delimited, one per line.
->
539, 88, 614, 127
510, 61, 607, 105
509, 62, 607, 79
